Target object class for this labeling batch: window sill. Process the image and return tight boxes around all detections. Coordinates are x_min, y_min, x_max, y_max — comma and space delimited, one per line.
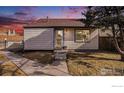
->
75, 40, 90, 43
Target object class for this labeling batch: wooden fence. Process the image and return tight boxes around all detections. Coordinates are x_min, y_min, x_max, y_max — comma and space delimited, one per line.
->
99, 37, 116, 51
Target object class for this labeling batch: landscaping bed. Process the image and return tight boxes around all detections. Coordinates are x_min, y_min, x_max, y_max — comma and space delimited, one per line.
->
67, 51, 124, 76
17, 51, 54, 64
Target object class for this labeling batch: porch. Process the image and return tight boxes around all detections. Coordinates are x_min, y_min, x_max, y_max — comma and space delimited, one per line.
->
54, 27, 99, 50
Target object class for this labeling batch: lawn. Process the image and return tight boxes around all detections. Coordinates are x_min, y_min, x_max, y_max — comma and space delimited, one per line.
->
67, 51, 124, 76
0, 53, 26, 76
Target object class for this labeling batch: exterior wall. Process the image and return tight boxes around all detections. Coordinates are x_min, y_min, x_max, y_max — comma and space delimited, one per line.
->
64, 28, 99, 50
24, 28, 54, 50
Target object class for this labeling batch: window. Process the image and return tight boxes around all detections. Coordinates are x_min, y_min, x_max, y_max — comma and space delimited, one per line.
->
75, 29, 90, 43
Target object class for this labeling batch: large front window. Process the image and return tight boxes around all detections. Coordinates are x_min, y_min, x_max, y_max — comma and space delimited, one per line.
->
75, 29, 90, 43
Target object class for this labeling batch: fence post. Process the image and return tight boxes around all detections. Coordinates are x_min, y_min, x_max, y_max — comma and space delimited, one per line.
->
22, 40, 25, 53
4, 38, 7, 49
122, 67, 124, 76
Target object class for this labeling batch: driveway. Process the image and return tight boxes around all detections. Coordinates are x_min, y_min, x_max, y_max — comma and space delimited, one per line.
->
1, 51, 70, 76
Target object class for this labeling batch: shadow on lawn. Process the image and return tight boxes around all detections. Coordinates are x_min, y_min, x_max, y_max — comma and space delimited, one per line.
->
76, 61, 93, 68
84, 55, 120, 61
67, 52, 121, 61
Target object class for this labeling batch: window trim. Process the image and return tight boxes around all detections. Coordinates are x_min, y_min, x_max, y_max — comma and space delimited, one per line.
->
74, 28, 90, 43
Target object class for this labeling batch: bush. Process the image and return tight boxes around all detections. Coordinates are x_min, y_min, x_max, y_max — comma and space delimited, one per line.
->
38, 54, 54, 64
22, 52, 54, 64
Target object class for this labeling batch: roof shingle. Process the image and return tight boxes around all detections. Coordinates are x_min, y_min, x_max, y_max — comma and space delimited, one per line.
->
24, 19, 84, 27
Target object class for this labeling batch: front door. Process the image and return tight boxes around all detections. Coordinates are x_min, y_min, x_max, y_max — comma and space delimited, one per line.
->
55, 29, 64, 49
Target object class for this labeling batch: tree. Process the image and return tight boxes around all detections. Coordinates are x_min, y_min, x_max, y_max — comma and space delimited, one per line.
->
82, 6, 124, 61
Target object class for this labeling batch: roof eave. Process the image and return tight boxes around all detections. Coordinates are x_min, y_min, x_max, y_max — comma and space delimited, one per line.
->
24, 25, 85, 28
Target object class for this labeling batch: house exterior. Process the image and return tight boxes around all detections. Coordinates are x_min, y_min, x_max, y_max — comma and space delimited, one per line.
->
0, 27, 16, 36
24, 19, 100, 50
0, 27, 23, 49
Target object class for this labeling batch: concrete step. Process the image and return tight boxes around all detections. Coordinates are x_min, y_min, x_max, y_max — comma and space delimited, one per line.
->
54, 50, 67, 60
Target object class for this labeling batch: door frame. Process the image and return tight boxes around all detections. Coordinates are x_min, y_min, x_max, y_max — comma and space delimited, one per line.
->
54, 28, 64, 49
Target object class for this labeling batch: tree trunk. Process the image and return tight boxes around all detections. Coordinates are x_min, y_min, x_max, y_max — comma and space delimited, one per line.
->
111, 24, 124, 61
114, 38, 124, 61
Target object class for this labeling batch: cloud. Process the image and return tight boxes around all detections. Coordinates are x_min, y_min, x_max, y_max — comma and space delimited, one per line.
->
61, 6, 85, 18
0, 16, 26, 25
0, 16, 18, 25
14, 12, 28, 16
13, 7, 38, 20
14, 12, 29, 20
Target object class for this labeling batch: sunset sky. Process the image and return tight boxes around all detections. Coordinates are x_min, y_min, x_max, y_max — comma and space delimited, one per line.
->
0, 6, 85, 34
0, 6, 85, 20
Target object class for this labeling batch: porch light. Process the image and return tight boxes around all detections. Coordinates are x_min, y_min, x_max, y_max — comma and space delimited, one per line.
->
4, 38, 7, 49
4, 38, 7, 41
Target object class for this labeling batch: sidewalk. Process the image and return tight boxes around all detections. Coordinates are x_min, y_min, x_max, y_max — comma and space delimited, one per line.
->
1, 51, 70, 76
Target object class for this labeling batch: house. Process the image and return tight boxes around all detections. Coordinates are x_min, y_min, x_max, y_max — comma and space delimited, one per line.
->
0, 27, 23, 49
23, 18, 100, 50
0, 27, 16, 36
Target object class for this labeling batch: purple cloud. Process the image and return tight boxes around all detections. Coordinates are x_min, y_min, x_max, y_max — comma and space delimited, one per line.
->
14, 12, 28, 16
0, 16, 27, 25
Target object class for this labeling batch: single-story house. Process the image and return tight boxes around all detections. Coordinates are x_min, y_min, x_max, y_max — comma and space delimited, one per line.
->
23, 19, 115, 51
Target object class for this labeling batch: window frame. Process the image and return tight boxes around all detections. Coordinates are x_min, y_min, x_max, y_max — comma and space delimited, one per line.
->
74, 28, 91, 43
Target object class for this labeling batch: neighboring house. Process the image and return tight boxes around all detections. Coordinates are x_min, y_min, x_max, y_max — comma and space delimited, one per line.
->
23, 19, 115, 51
0, 27, 16, 36
0, 27, 23, 49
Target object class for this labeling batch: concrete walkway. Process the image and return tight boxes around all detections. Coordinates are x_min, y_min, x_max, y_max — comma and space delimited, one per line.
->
1, 51, 70, 76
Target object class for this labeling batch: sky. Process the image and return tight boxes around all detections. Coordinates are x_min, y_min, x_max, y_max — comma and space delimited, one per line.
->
0, 6, 85, 20
0, 6, 85, 34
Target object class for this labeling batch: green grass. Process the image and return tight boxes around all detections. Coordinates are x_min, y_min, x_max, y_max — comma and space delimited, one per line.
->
67, 51, 124, 76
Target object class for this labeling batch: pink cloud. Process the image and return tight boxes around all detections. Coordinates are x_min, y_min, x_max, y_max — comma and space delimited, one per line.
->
61, 6, 85, 18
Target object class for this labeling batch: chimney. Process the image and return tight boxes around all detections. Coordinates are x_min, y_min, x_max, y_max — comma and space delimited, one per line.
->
41, 16, 49, 23
46, 16, 49, 22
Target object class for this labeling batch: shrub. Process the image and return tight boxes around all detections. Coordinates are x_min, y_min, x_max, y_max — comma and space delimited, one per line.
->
38, 54, 54, 64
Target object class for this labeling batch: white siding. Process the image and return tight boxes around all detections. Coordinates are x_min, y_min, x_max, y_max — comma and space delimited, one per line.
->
24, 28, 54, 50
64, 28, 99, 50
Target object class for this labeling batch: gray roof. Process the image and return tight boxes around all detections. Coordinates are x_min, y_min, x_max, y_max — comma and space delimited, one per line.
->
24, 19, 85, 28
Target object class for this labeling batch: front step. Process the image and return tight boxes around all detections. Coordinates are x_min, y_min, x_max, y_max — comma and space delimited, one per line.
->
54, 50, 68, 60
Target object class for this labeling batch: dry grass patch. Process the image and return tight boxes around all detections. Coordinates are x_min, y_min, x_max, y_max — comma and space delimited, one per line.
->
0, 54, 8, 62
67, 52, 124, 76
1, 61, 26, 76
0, 53, 26, 76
